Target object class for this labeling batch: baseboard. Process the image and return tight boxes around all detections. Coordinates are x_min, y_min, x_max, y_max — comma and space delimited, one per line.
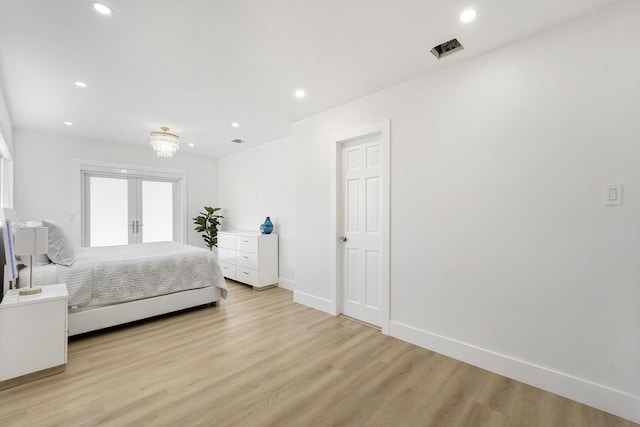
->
278, 278, 296, 291
389, 321, 640, 424
293, 290, 335, 315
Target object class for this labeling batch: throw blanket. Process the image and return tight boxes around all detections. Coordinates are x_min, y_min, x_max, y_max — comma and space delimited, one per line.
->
56, 242, 227, 306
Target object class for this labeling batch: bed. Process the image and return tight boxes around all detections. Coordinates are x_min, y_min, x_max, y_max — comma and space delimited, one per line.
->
1, 213, 227, 336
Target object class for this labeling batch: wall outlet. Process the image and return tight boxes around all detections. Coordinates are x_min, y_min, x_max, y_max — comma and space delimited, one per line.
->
604, 184, 622, 206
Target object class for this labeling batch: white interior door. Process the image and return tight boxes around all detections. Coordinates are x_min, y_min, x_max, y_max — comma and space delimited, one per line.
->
340, 134, 383, 326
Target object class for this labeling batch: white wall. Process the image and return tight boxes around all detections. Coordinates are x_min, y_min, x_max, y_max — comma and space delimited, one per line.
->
13, 129, 218, 247
0, 87, 12, 149
218, 136, 296, 289
293, 0, 640, 422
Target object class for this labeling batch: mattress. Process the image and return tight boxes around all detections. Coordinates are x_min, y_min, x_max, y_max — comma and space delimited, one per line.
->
20, 241, 227, 307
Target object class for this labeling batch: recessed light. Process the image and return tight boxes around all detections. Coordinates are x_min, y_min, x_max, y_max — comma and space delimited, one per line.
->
460, 8, 476, 23
295, 89, 305, 99
75, 81, 87, 88
188, 143, 195, 148
231, 122, 239, 128
231, 139, 246, 144
64, 121, 73, 126
93, 2, 113, 15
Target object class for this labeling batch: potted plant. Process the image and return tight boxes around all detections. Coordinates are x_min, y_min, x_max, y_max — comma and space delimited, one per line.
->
193, 207, 224, 249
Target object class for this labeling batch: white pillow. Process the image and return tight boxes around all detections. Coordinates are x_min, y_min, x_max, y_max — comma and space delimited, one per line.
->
42, 219, 75, 266
35, 254, 51, 265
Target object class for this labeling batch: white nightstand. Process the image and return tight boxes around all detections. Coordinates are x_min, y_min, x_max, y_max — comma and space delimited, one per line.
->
0, 283, 68, 390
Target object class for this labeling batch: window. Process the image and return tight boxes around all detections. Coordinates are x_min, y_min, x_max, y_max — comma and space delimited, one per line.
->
76, 160, 185, 247
0, 128, 12, 209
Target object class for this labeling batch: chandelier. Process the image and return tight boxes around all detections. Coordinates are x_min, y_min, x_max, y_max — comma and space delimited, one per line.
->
150, 127, 179, 158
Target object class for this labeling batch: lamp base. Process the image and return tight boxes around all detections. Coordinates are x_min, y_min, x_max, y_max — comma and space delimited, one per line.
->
19, 287, 42, 296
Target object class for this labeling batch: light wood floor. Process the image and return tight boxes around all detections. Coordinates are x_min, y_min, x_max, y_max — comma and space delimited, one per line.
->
0, 281, 636, 427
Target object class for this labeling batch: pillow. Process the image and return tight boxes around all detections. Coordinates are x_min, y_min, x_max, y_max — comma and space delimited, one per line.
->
35, 254, 52, 265
42, 219, 75, 266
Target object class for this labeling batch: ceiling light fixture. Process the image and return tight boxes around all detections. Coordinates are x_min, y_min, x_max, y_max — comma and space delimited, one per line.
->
231, 122, 239, 128
150, 127, 179, 158
92, 2, 113, 15
295, 89, 305, 99
460, 8, 477, 23
75, 81, 88, 88
188, 143, 195, 148
64, 121, 73, 126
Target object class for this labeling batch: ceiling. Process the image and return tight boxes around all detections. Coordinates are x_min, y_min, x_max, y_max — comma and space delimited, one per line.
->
0, 0, 621, 158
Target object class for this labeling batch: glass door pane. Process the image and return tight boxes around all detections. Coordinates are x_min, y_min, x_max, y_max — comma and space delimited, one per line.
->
89, 176, 129, 247
141, 180, 173, 243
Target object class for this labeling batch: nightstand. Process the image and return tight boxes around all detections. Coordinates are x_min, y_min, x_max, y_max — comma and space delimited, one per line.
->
0, 283, 68, 390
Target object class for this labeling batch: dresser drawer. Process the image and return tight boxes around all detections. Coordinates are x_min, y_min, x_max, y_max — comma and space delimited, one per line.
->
235, 251, 259, 270
218, 248, 236, 264
218, 262, 236, 280
236, 267, 258, 286
217, 233, 236, 250
236, 235, 258, 253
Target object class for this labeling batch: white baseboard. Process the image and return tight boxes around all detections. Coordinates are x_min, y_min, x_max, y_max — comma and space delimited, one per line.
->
278, 278, 295, 291
389, 321, 640, 424
293, 290, 335, 315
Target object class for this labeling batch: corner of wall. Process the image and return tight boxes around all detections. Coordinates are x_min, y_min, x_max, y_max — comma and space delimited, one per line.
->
293, 290, 336, 315
278, 278, 295, 291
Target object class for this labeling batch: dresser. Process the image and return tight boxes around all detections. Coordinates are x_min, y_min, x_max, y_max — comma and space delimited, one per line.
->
217, 230, 278, 290
0, 283, 68, 390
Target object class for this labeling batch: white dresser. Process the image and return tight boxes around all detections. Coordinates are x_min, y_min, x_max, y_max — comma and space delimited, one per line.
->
217, 230, 278, 290
0, 283, 68, 390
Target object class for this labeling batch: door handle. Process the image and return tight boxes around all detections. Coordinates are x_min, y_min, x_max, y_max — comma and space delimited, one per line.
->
131, 220, 142, 234
339, 236, 348, 242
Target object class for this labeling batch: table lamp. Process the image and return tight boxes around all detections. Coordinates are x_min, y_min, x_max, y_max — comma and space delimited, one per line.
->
14, 225, 49, 296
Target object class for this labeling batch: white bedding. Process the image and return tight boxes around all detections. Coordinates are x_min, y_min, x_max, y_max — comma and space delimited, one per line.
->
22, 242, 227, 307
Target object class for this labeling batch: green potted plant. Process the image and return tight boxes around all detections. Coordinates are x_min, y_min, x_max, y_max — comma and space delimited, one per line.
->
193, 207, 224, 249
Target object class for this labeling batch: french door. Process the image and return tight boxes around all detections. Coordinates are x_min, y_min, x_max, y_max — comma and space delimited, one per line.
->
83, 174, 179, 247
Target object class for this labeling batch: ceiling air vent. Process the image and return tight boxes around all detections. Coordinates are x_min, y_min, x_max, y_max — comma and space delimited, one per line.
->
231, 139, 245, 144
431, 38, 464, 59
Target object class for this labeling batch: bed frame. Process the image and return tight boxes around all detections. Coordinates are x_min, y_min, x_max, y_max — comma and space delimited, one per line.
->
68, 286, 220, 336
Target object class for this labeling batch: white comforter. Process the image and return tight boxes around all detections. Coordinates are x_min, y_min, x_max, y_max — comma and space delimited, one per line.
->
42, 242, 226, 307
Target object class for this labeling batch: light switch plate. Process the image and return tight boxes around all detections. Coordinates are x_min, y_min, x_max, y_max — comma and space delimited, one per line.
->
604, 184, 622, 206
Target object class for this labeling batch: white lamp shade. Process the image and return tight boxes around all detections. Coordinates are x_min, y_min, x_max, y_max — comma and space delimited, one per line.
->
14, 226, 49, 256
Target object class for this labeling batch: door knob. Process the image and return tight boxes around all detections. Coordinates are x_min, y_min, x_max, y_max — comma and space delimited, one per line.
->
339, 236, 348, 242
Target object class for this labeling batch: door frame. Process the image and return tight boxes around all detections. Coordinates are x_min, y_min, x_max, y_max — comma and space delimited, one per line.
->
329, 120, 390, 334
73, 159, 187, 247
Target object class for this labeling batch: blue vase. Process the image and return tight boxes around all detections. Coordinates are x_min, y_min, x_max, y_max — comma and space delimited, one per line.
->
261, 217, 273, 234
